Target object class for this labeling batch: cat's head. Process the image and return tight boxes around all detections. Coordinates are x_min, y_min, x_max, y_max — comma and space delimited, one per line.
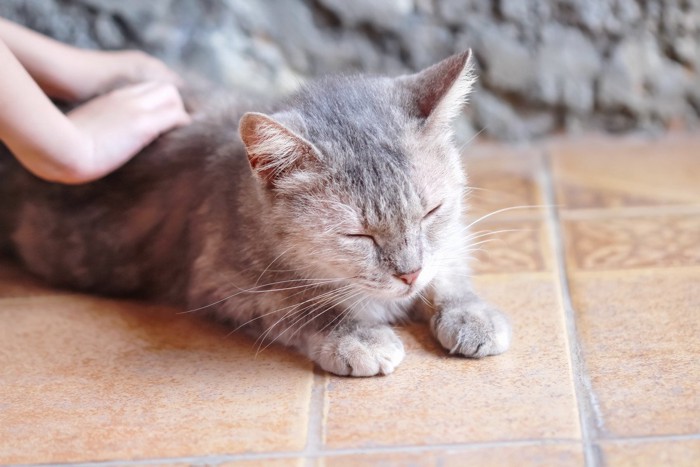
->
239, 50, 475, 300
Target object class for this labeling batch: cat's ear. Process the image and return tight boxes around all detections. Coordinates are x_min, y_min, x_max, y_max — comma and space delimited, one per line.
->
399, 49, 476, 128
239, 112, 318, 188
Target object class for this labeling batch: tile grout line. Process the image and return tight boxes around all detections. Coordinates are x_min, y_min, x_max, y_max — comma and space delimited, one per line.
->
558, 203, 700, 220
540, 149, 602, 467
597, 433, 700, 443
6, 438, 586, 467
11, 434, 700, 467
302, 370, 327, 466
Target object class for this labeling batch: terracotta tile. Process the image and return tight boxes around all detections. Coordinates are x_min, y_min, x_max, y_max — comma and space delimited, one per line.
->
320, 444, 584, 467
0, 260, 63, 298
323, 274, 580, 448
470, 219, 552, 275
549, 135, 700, 210
563, 215, 700, 271
0, 295, 313, 464
599, 439, 700, 467
462, 145, 546, 220
570, 269, 700, 437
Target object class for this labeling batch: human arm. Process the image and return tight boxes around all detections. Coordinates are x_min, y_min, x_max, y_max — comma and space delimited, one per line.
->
0, 38, 190, 184
0, 16, 181, 101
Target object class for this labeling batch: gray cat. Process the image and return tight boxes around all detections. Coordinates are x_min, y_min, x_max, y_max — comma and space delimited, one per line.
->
0, 50, 510, 376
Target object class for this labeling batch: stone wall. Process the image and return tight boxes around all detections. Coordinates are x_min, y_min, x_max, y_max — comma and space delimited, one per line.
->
2, 0, 699, 140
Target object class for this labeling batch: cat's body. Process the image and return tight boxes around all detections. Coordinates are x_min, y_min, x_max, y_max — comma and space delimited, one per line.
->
0, 51, 511, 376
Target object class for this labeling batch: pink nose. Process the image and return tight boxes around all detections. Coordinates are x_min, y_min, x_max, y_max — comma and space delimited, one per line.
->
397, 269, 422, 286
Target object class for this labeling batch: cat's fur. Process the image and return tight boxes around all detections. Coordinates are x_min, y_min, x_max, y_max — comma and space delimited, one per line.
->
0, 51, 511, 376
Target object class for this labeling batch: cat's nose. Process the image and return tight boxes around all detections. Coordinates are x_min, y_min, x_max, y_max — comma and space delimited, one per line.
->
396, 268, 422, 286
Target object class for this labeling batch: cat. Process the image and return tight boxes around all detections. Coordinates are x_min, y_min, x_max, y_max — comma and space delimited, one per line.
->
0, 50, 511, 376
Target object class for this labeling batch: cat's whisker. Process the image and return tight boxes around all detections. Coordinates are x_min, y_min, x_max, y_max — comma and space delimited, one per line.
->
464, 228, 532, 241
464, 204, 554, 230
179, 289, 255, 315
261, 264, 315, 274
464, 227, 504, 236
467, 238, 503, 248
255, 284, 357, 332
462, 185, 536, 203
463, 185, 509, 194
319, 294, 367, 338
180, 277, 351, 314
256, 288, 365, 355
286, 291, 366, 344
276, 280, 334, 303
251, 284, 359, 346
254, 246, 294, 286
225, 284, 358, 337
416, 289, 432, 308
458, 126, 487, 152
456, 231, 532, 244
231, 278, 348, 296
276, 287, 360, 338
287, 285, 365, 331
285, 286, 360, 327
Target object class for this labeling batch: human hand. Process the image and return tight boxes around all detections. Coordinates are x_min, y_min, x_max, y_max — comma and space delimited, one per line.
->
72, 49, 184, 101
64, 81, 191, 183
0, 19, 191, 185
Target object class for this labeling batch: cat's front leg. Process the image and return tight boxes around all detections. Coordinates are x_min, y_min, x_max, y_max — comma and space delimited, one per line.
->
427, 264, 511, 358
228, 290, 405, 377
303, 319, 405, 377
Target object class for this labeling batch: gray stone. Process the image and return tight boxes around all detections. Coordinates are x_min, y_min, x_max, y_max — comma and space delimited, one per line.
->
397, 17, 454, 69
670, 35, 700, 69
648, 61, 691, 120
436, 0, 493, 26
598, 36, 654, 114
499, 0, 552, 27
597, 32, 689, 120
471, 91, 530, 141
1, 0, 699, 140
521, 109, 558, 138
93, 12, 126, 49
317, 0, 414, 30
471, 24, 537, 96
535, 25, 601, 113
559, 0, 642, 35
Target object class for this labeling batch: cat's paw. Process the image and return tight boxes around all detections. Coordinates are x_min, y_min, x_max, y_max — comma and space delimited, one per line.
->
430, 303, 511, 358
309, 325, 405, 377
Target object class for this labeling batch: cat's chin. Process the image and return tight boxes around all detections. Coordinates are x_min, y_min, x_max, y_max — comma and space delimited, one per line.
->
358, 283, 424, 301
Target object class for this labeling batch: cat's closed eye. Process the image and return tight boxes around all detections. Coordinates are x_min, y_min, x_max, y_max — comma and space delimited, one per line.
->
344, 233, 380, 249
423, 203, 442, 220
345, 233, 376, 243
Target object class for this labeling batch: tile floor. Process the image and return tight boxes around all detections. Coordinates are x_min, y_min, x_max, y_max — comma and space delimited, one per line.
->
1, 133, 699, 466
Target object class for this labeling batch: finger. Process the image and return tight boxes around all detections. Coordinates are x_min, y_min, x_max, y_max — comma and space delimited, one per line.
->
133, 82, 191, 116
141, 107, 191, 139
136, 91, 192, 136
110, 80, 163, 98
150, 61, 184, 87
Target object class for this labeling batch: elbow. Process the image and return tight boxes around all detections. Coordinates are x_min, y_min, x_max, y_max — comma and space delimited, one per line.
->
32, 155, 101, 185
39, 141, 104, 185
44, 164, 101, 185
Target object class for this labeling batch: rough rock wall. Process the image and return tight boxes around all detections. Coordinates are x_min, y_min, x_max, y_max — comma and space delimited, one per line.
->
2, 0, 699, 141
